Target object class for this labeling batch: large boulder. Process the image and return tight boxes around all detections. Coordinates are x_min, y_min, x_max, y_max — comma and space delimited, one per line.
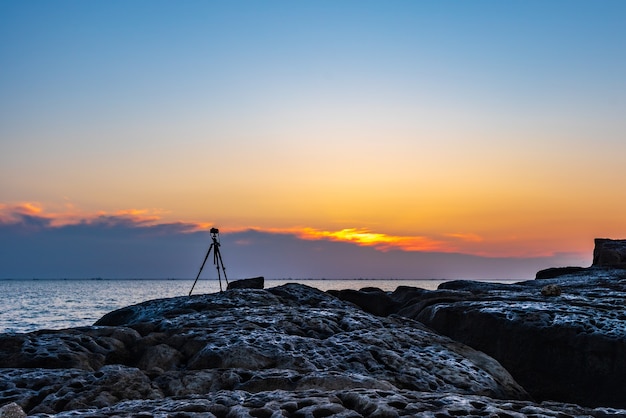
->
226, 276, 264, 290
329, 270, 626, 408
327, 287, 398, 316
405, 272, 626, 408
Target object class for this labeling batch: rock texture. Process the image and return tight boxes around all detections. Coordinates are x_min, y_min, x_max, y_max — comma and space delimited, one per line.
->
2, 281, 626, 416
0, 283, 533, 416
0, 402, 26, 418
332, 270, 626, 409
14, 389, 626, 418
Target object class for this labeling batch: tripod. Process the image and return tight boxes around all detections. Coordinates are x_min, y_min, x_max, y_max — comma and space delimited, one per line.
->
189, 227, 229, 295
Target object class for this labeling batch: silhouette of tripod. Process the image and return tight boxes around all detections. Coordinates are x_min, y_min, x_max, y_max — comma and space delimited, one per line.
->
189, 227, 229, 295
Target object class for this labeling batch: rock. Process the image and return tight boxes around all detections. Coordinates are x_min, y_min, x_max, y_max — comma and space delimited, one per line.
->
327, 261, 626, 408
0, 403, 26, 418
136, 343, 184, 371
227, 276, 264, 290
4, 281, 626, 416
541, 284, 562, 296
0, 326, 140, 371
0, 366, 160, 415
0, 284, 530, 415
326, 287, 398, 316
412, 273, 626, 408
19, 389, 626, 418
593, 238, 626, 268
536, 266, 588, 279
535, 238, 626, 279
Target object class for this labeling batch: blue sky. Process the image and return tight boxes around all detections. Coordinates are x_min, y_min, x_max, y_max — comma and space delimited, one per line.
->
1, 1, 625, 279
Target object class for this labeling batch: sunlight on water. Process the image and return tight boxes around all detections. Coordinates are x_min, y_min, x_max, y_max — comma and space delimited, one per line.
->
0, 278, 516, 333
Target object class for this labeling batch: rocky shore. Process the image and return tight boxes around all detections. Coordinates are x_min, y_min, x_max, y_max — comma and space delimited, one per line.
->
2, 239, 626, 417
331, 270, 626, 410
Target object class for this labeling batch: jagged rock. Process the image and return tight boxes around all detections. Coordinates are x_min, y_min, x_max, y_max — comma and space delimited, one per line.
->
414, 273, 626, 408
0, 284, 529, 415
227, 276, 264, 290
593, 238, 626, 268
330, 267, 626, 409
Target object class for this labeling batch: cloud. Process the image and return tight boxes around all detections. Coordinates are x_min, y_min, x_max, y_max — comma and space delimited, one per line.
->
0, 202, 204, 232
0, 202, 44, 224
0, 202, 588, 280
295, 227, 447, 252
444, 232, 484, 243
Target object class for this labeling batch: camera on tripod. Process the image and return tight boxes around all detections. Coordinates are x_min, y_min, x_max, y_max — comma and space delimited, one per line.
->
189, 226, 229, 295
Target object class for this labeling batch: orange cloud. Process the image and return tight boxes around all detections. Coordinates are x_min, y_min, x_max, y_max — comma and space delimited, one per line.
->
15, 202, 44, 215
99, 208, 167, 225
0, 202, 45, 224
0, 202, 212, 232
0, 201, 41, 213
1, 202, 575, 258
444, 232, 484, 243
295, 227, 448, 252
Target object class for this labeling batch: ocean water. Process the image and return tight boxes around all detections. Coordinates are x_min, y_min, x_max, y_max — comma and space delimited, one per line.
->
0, 278, 517, 334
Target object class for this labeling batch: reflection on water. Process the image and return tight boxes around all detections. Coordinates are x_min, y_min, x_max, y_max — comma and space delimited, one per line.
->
0, 278, 516, 333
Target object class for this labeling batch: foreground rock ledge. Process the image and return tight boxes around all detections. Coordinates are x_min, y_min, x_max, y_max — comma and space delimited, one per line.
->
1, 283, 625, 417
1, 284, 527, 416
330, 270, 626, 409
10, 389, 626, 418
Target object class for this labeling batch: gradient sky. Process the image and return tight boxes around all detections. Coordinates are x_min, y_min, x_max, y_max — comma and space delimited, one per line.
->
1, 1, 625, 279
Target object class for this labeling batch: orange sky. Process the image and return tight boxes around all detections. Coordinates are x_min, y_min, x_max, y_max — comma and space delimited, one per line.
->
2, 1, 625, 272
0, 200, 608, 263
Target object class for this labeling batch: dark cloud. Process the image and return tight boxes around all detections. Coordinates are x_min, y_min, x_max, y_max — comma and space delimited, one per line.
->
0, 213, 586, 280
222, 229, 579, 280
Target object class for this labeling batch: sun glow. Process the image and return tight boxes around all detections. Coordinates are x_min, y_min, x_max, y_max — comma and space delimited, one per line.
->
296, 227, 448, 252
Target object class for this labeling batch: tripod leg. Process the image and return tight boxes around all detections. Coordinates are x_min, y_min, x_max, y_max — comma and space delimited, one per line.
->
189, 244, 213, 296
213, 248, 223, 291
215, 248, 228, 286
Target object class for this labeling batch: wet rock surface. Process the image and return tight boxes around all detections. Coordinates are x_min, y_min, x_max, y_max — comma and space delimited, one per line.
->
332, 269, 626, 409
1, 282, 625, 417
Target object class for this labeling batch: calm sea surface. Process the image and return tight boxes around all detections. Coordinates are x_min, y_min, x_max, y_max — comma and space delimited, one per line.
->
0, 278, 517, 334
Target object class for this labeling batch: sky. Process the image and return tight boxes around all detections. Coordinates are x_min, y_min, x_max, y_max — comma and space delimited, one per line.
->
1, 1, 625, 280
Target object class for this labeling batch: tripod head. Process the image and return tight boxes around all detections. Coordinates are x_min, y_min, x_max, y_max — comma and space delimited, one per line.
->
210, 228, 220, 243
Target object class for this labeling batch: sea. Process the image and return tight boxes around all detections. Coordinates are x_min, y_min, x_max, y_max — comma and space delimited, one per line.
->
0, 278, 519, 334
